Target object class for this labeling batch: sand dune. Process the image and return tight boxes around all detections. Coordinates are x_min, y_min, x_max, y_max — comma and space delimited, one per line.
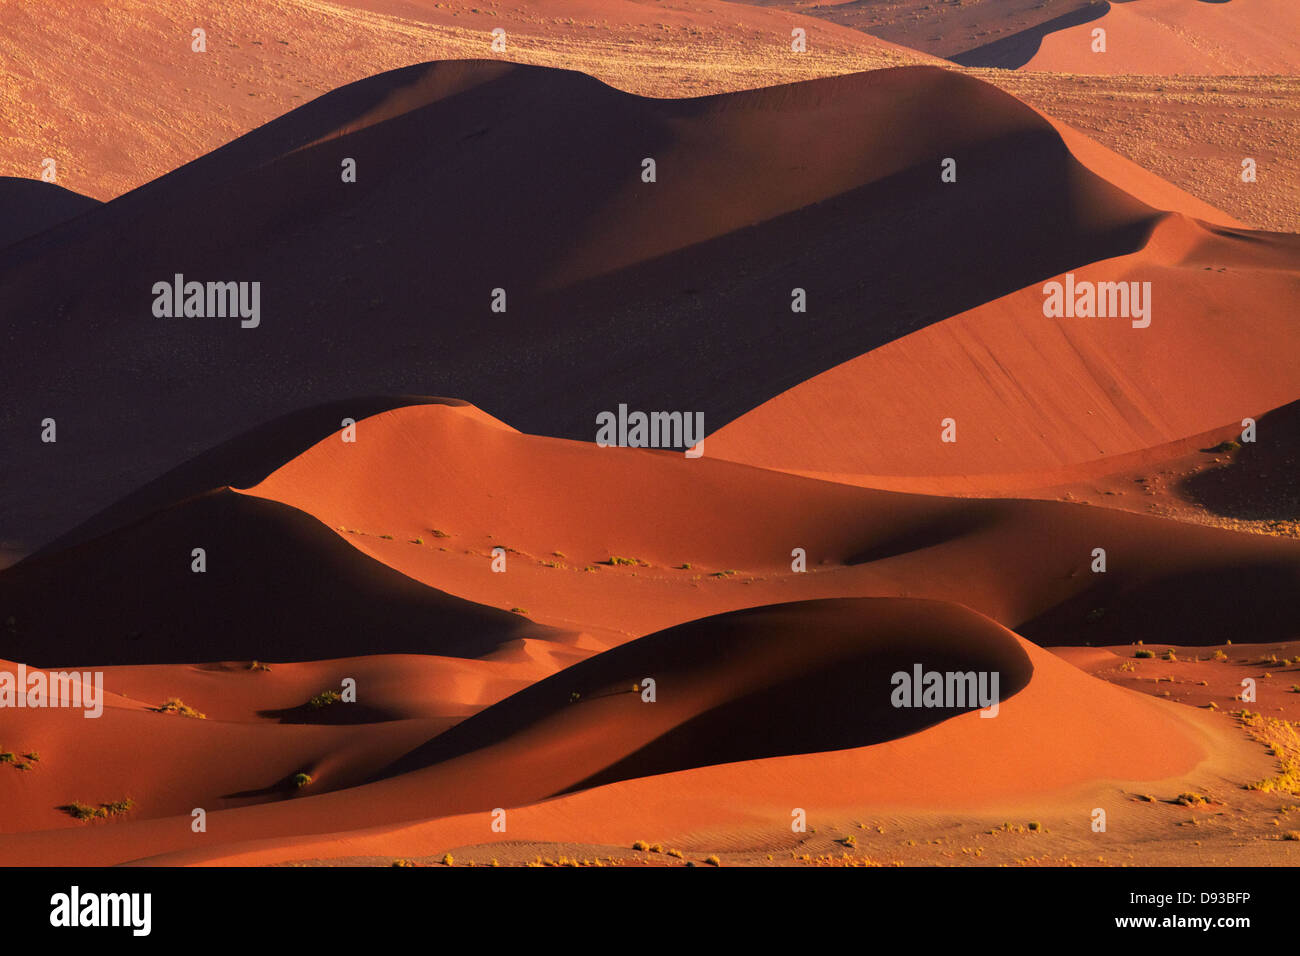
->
2, 61, 1194, 555
0, 178, 99, 250
1025, 0, 1300, 75
0, 487, 576, 667
36, 396, 496, 556
708, 215, 1300, 479
748, 0, 1105, 65
5, 0, 1291, 240
2, 13, 1296, 873
757, 0, 1300, 75
0, 0, 931, 202
239, 402, 1300, 648
812, 399, 1299, 539
0, 599, 1212, 866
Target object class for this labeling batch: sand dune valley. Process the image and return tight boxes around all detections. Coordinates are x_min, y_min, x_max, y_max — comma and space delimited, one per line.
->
1, 0, 1299, 875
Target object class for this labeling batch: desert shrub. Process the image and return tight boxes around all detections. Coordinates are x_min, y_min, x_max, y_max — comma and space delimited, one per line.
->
64, 802, 99, 821
64, 798, 133, 821
1135, 649, 1155, 659
155, 698, 206, 719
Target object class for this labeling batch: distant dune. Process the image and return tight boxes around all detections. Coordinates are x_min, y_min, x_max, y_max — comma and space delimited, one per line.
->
0, 0, 932, 201
1025, 0, 1300, 75
748, 0, 1105, 65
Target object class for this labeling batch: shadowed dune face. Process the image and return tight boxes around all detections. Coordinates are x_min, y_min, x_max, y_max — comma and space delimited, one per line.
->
0, 489, 567, 667
1019, 562, 1300, 647
949, 4, 1110, 69
34, 395, 493, 557
1179, 401, 1300, 523
379, 599, 1033, 801
0, 178, 100, 249
0, 61, 1165, 553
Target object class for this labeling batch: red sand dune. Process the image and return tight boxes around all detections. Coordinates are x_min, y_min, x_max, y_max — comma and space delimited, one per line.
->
1025, 0, 1300, 75
0, 643, 595, 836
240, 402, 1300, 648
819, 398, 1300, 536
0, 487, 579, 667
763, 0, 1300, 74
0, 599, 1212, 866
35, 396, 494, 556
0, 61, 1237, 556
708, 215, 1300, 480
0, 0, 933, 202
1, 37, 1295, 871
747, 0, 1105, 65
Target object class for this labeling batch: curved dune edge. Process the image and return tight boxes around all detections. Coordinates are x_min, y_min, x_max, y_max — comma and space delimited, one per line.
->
1042, 116, 1241, 228
731, 398, 1295, 501
1023, 0, 1300, 76
0, 485, 575, 668
0, 646, 600, 837
117, 637, 1222, 867
0, 0, 937, 203
0, 613, 1220, 867
707, 214, 1300, 478
3, 60, 1180, 554
241, 400, 1300, 647
34, 396, 503, 558
0, 177, 101, 249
